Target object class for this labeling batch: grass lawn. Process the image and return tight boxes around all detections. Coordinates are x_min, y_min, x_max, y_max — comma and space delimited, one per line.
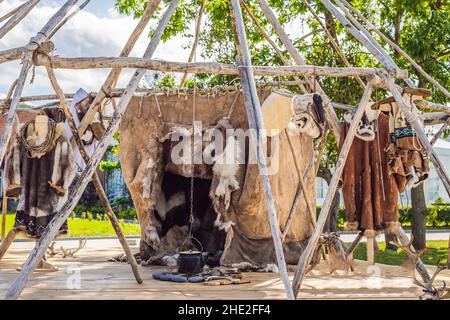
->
3, 214, 140, 238
351, 240, 449, 266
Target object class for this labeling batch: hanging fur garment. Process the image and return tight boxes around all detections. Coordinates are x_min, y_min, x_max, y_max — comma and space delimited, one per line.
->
340, 113, 399, 232
3, 108, 76, 238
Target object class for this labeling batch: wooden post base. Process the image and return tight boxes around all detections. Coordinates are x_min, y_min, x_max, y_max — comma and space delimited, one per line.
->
0, 228, 17, 261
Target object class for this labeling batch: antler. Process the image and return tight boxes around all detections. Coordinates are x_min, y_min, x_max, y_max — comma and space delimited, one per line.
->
46, 241, 58, 257
60, 238, 87, 258
390, 237, 450, 300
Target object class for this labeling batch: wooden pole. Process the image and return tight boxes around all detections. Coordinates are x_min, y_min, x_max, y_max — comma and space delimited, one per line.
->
48, 0, 91, 38
0, 1, 26, 24
301, 0, 365, 89
339, 0, 450, 100
3, 0, 179, 301
285, 132, 317, 228
228, 0, 294, 300
292, 83, 373, 298
332, 0, 414, 87
32, 54, 406, 78
45, 66, 142, 284
179, 0, 205, 87
0, 229, 17, 261
240, 0, 309, 94
256, 0, 341, 141
0, 0, 79, 171
0, 46, 26, 65
0, 0, 39, 39
366, 234, 375, 265
319, 0, 398, 77
394, 226, 431, 282
1, 192, 6, 241
386, 80, 450, 198
75, 0, 162, 143
282, 126, 328, 241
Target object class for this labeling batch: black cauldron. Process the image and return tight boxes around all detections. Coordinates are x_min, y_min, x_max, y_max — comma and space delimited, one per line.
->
177, 250, 205, 274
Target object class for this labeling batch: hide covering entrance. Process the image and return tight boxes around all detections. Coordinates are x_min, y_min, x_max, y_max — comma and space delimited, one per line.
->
120, 89, 316, 267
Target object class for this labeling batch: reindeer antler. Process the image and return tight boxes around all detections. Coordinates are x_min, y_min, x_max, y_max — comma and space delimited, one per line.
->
390, 237, 450, 300
60, 238, 87, 258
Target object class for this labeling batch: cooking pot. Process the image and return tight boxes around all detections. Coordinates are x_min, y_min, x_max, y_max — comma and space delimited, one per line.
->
177, 250, 205, 274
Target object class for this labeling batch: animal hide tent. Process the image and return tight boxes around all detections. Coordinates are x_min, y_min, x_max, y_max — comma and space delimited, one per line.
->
3, 108, 76, 238
120, 89, 317, 267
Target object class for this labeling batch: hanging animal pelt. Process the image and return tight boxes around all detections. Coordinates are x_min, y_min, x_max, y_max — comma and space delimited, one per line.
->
4, 108, 76, 238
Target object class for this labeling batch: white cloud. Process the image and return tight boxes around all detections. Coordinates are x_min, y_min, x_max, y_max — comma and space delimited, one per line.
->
0, 0, 191, 101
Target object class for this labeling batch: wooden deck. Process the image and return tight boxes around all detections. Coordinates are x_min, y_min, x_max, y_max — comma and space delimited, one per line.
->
1, 239, 448, 300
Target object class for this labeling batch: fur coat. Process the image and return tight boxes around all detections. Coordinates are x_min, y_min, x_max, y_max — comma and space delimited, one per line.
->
340, 113, 399, 232
4, 109, 76, 238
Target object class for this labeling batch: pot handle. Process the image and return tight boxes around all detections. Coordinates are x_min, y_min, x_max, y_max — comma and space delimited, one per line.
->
180, 235, 204, 253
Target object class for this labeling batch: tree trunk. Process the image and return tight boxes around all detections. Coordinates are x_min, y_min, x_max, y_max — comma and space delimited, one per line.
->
318, 166, 339, 233
411, 183, 427, 250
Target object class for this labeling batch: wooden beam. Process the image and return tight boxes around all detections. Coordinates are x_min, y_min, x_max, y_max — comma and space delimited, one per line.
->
414, 99, 450, 115
32, 54, 408, 78
0, 0, 39, 39
339, 0, 450, 100
0, 46, 26, 64
292, 83, 373, 298
229, 0, 294, 300
257, 0, 342, 141
0, 0, 79, 180
76, 0, 162, 143
179, 0, 205, 87
3, 0, 179, 301
45, 66, 142, 284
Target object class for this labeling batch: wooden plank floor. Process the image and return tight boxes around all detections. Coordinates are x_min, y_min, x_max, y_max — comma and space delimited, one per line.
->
1, 240, 448, 300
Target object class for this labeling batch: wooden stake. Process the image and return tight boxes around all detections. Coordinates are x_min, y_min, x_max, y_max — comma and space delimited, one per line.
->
339, 0, 450, 100
0, 0, 79, 170
257, 0, 341, 141
179, 0, 205, 87
229, 0, 294, 300
75, 0, 162, 143
3, 0, 179, 301
0, 0, 39, 39
292, 83, 373, 298
45, 66, 142, 284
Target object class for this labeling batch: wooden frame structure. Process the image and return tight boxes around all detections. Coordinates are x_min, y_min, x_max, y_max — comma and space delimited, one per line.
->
0, 0, 449, 300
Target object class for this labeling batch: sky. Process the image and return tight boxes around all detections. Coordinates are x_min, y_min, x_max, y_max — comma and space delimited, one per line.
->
0, 0, 193, 101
